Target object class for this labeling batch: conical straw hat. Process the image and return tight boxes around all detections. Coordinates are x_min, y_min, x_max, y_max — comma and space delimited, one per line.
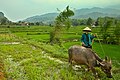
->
83, 27, 91, 32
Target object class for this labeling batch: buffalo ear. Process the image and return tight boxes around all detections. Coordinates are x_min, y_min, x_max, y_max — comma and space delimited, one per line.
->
109, 58, 112, 64
99, 62, 105, 67
105, 56, 108, 61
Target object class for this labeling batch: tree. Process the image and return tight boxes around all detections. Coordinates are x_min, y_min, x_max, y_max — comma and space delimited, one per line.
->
94, 20, 99, 26
114, 20, 120, 44
0, 17, 7, 25
36, 22, 39, 25
29, 23, 34, 26
50, 6, 74, 45
86, 17, 93, 26
71, 19, 79, 26
100, 17, 113, 43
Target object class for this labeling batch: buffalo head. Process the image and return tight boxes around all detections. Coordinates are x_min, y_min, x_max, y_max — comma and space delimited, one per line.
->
99, 56, 112, 78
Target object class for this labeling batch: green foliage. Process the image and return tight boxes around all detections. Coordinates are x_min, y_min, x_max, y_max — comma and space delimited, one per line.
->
99, 17, 115, 43
114, 21, 120, 44
86, 17, 93, 26
0, 17, 8, 25
50, 6, 74, 45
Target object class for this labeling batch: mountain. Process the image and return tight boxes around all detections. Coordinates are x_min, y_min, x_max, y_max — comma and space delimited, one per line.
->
24, 13, 58, 23
23, 7, 120, 23
0, 12, 10, 24
74, 7, 120, 15
73, 7, 120, 19
107, 5, 120, 10
73, 12, 108, 19
0, 12, 4, 18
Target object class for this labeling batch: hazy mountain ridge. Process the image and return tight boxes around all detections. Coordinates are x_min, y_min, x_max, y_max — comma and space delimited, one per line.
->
23, 7, 120, 23
0, 12, 5, 18
0, 12, 9, 24
75, 7, 120, 15
24, 13, 58, 23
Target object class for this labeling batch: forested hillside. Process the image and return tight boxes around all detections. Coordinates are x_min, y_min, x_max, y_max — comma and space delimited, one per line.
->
23, 7, 120, 23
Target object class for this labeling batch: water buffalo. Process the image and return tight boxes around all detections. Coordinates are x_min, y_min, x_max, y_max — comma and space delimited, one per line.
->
68, 45, 112, 78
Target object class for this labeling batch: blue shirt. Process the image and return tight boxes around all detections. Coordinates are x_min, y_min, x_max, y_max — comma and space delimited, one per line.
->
81, 33, 95, 46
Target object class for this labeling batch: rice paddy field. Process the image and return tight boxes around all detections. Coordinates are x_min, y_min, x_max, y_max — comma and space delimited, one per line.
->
0, 26, 120, 80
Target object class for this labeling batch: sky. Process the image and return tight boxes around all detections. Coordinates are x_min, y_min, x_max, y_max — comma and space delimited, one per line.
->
0, 0, 120, 22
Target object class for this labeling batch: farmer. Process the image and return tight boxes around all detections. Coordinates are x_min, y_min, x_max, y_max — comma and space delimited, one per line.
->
81, 27, 96, 49
81, 27, 102, 62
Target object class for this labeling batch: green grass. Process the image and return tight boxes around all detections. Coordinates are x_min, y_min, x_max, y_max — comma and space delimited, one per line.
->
1, 40, 119, 80
0, 25, 120, 80
93, 42, 120, 60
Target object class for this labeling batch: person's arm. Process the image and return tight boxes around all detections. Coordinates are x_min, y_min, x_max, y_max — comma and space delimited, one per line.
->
90, 33, 96, 45
81, 34, 86, 46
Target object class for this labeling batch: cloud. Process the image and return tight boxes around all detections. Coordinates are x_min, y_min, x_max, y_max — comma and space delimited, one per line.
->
31, 0, 120, 5
0, 0, 120, 21
29, 0, 120, 10
31, 0, 69, 3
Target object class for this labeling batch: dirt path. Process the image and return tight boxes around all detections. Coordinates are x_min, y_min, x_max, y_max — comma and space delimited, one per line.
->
2, 42, 20, 45
31, 44, 67, 64
42, 54, 66, 64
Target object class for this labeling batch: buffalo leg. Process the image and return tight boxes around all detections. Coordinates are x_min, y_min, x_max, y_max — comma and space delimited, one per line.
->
68, 49, 72, 64
90, 66, 98, 78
